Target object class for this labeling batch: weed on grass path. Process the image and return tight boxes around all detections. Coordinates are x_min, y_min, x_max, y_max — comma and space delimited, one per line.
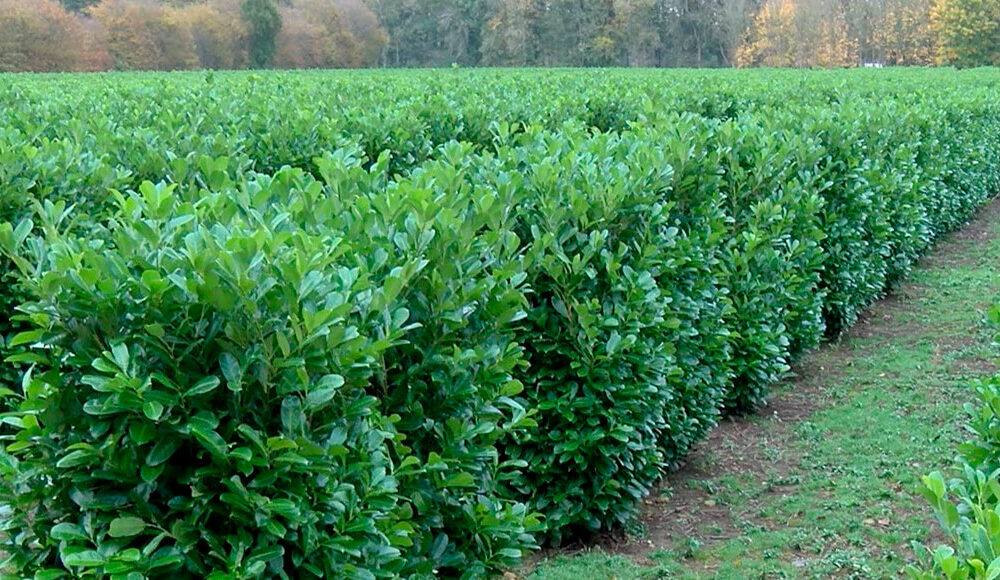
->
526, 198, 1000, 580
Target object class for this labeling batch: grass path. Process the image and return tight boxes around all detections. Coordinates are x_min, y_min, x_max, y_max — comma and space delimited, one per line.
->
526, 199, 1000, 580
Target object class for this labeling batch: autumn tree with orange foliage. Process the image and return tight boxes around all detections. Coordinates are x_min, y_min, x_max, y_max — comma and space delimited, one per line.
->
275, 0, 385, 69
931, 0, 1000, 66
175, 1, 249, 69
337, 0, 387, 67
737, 0, 797, 67
874, 0, 935, 65
812, 5, 858, 67
273, 6, 329, 69
0, 0, 108, 71
89, 0, 197, 70
738, 0, 884, 68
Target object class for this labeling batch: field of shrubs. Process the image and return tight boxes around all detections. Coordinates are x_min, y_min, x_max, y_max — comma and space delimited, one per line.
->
1, 68, 999, 578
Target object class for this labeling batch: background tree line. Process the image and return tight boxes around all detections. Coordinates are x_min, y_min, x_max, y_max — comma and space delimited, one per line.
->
375, 0, 998, 68
0, 0, 386, 71
0, 0, 996, 72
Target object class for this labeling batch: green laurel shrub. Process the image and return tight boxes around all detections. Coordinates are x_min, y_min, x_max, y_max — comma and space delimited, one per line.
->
312, 146, 542, 576
0, 151, 539, 578
797, 105, 897, 335
471, 121, 730, 539
1, 70, 1000, 577
0, 134, 131, 392
712, 117, 826, 413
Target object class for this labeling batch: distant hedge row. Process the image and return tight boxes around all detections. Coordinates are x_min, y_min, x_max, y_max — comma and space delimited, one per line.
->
1, 70, 1000, 578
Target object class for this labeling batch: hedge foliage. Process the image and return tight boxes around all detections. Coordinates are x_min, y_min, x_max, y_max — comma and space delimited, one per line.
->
1, 68, 999, 578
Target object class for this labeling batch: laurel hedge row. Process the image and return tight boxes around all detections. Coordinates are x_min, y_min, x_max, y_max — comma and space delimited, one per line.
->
1, 71, 999, 578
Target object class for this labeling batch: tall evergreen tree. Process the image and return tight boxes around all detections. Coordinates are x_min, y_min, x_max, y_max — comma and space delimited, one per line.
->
242, 0, 282, 68
57, 0, 100, 12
